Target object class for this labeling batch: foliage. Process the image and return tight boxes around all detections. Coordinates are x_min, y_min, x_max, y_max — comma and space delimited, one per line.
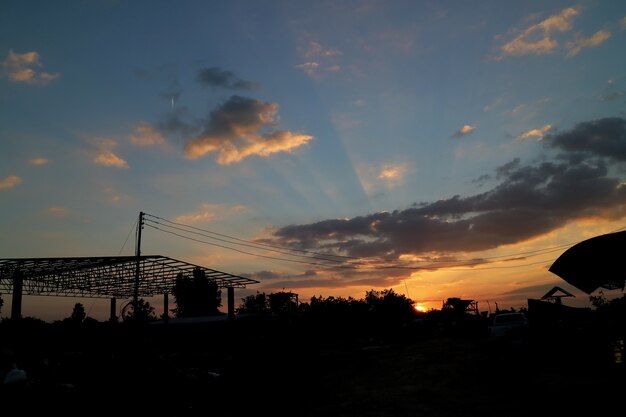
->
123, 298, 156, 322
70, 302, 86, 323
589, 291, 608, 308
236, 291, 269, 314
306, 295, 367, 321
172, 267, 222, 317
590, 292, 626, 324
365, 288, 416, 322
268, 291, 299, 317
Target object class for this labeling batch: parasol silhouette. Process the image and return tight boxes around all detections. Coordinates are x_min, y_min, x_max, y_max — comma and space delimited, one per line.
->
549, 230, 626, 294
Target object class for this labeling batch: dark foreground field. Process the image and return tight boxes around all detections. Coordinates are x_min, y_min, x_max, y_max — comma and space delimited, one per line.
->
1, 317, 624, 417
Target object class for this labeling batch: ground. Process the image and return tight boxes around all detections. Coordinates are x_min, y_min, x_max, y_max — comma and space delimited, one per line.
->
1, 317, 624, 416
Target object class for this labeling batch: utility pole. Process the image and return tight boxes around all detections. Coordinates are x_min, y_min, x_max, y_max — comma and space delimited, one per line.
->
133, 211, 144, 315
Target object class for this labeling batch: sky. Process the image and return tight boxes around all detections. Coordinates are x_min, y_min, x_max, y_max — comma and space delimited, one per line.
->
1, 0, 626, 322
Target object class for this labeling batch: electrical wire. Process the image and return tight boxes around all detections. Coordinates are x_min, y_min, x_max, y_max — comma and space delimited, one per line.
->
144, 212, 576, 266
142, 211, 626, 272
118, 219, 138, 255
143, 223, 355, 270
144, 213, 359, 261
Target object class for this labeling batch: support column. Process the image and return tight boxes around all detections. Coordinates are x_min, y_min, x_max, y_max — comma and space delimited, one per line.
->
110, 298, 117, 322
11, 270, 23, 320
227, 287, 235, 321
163, 293, 169, 323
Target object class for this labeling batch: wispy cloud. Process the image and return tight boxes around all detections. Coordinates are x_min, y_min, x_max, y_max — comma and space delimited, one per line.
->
294, 62, 320, 76
175, 203, 249, 224
103, 187, 128, 203
129, 122, 166, 147
47, 207, 68, 217
0, 175, 22, 190
90, 138, 128, 168
517, 124, 552, 141
296, 41, 342, 77
29, 157, 50, 165
1, 50, 60, 84
378, 164, 408, 186
184, 95, 314, 164
598, 91, 626, 102
453, 125, 476, 137
497, 7, 578, 57
483, 97, 503, 112
566, 29, 611, 57
197, 67, 261, 90
301, 41, 342, 58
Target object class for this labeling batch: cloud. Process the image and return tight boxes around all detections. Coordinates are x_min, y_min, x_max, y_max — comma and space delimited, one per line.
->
621, 16, 626, 30
174, 203, 249, 224
0, 175, 22, 190
197, 67, 261, 90
483, 97, 503, 112
265, 117, 626, 264
1, 50, 60, 84
498, 7, 578, 57
296, 41, 342, 77
184, 95, 314, 164
294, 62, 320, 76
252, 267, 411, 291
598, 91, 626, 102
517, 124, 552, 141
566, 29, 611, 57
129, 122, 166, 146
378, 164, 408, 186
103, 187, 127, 203
47, 207, 68, 217
90, 138, 128, 168
453, 125, 476, 137
301, 41, 342, 58
29, 157, 50, 165
543, 117, 626, 161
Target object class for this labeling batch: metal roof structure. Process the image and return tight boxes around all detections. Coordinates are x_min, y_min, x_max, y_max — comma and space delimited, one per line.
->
0, 255, 259, 298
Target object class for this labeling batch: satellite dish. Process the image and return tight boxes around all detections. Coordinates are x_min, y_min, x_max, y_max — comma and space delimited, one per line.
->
549, 230, 626, 294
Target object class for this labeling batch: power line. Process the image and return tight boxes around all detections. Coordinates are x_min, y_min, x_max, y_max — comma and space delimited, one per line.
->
118, 219, 138, 256
143, 222, 559, 272
144, 211, 576, 266
144, 217, 350, 265
142, 211, 626, 272
143, 223, 355, 270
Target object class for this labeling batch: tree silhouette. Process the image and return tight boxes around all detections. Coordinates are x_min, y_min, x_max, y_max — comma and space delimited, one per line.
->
236, 291, 269, 314
172, 267, 222, 317
70, 302, 86, 323
123, 298, 156, 322
268, 291, 298, 317
365, 288, 415, 322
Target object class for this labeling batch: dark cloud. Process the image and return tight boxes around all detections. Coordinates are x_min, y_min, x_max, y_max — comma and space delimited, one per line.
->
184, 95, 313, 163
197, 67, 261, 90
544, 117, 626, 161
270, 117, 626, 260
258, 267, 410, 291
247, 270, 282, 281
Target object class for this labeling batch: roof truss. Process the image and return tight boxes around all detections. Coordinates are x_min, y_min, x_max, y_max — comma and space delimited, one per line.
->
0, 256, 259, 298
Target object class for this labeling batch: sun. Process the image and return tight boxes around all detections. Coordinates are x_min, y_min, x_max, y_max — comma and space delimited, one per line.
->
414, 304, 426, 312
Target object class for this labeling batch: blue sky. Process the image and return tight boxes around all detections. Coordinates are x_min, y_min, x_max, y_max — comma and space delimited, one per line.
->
1, 0, 626, 321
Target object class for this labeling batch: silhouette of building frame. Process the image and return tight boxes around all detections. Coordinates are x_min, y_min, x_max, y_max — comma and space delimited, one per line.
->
0, 255, 259, 320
